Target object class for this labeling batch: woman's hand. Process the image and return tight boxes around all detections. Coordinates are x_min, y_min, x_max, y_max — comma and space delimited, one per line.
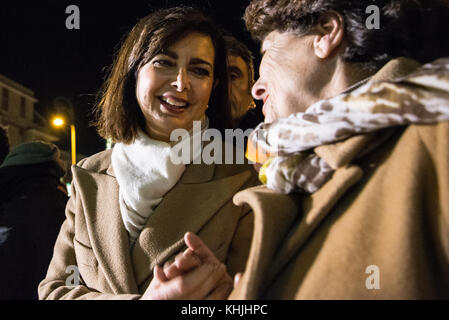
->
140, 233, 233, 300
182, 233, 243, 290
141, 262, 230, 300
162, 247, 201, 279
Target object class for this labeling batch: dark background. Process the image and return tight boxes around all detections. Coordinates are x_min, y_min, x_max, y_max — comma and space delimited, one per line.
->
0, 0, 258, 156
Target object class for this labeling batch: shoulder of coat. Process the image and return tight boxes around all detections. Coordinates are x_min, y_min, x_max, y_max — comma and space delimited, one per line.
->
74, 149, 112, 174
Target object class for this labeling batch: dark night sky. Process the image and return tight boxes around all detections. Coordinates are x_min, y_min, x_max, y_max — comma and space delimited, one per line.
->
0, 0, 257, 156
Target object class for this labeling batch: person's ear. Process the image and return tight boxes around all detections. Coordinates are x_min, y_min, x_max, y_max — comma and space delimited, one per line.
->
313, 11, 345, 59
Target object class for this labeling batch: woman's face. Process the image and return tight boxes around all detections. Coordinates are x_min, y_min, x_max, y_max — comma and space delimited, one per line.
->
136, 32, 215, 141
251, 31, 324, 123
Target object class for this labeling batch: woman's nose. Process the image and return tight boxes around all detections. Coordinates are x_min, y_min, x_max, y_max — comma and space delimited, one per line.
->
172, 68, 190, 92
251, 77, 266, 101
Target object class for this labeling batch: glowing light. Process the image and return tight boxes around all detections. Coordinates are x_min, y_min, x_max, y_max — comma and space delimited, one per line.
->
52, 118, 65, 127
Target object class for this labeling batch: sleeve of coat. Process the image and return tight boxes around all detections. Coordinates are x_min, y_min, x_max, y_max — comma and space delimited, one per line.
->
414, 121, 449, 285
38, 176, 141, 300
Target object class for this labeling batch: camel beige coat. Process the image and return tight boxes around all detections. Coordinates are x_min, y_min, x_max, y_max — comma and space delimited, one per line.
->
230, 58, 449, 299
39, 149, 257, 300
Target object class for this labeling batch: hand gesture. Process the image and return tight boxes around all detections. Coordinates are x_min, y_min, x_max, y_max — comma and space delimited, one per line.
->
140, 233, 233, 300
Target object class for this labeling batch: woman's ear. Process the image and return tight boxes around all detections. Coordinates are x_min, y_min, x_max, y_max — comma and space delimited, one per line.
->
313, 11, 345, 59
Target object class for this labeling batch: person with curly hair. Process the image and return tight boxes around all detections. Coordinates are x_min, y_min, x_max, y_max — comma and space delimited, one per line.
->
225, 0, 449, 299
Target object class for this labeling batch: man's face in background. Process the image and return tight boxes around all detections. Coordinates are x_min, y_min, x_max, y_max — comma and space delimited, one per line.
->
228, 55, 255, 123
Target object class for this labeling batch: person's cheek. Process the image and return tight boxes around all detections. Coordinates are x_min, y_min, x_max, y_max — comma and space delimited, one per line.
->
194, 80, 212, 120
264, 103, 277, 123
271, 75, 285, 121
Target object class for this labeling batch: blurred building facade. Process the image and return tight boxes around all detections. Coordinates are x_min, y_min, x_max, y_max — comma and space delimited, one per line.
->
0, 73, 58, 148
0, 74, 87, 184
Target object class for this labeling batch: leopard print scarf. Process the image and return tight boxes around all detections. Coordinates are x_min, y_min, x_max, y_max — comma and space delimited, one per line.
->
246, 57, 449, 194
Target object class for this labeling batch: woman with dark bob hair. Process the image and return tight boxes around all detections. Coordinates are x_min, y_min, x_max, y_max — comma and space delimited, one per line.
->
39, 7, 257, 300
225, 0, 449, 299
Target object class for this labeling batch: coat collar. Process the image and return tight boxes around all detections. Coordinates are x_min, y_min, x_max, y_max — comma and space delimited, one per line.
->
229, 186, 300, 299
371, 57, 420, 82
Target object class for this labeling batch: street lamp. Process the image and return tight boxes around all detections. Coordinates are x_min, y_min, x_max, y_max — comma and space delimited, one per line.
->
52, 116, 76, 165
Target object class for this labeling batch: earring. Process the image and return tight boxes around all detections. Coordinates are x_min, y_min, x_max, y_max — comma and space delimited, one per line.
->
248, 101, 256, 110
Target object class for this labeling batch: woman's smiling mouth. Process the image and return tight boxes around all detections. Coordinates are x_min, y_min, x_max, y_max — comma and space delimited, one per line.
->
159, 96, 189, 114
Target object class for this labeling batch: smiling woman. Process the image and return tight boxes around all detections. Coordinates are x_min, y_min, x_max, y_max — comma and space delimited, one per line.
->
38, 7, 259, 300
93, 7, 231, 143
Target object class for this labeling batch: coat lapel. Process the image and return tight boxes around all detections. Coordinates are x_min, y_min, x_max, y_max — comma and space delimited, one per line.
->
73, 166, 139, 294
262, 164, 363, 293
229, 186, 300, 299
131, 163, 252, 287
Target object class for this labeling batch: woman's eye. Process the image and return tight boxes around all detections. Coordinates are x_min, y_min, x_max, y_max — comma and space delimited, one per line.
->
191, 68, 210, 77
230, 73, 239, 81
154, 59, 174, 67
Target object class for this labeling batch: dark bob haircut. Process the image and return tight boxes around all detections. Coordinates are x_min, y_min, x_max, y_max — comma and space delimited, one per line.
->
94, 6, 232, 144
244, 0, 449, 71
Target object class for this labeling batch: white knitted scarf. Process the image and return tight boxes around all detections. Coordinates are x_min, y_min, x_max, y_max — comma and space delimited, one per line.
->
111, 119, 208, 246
